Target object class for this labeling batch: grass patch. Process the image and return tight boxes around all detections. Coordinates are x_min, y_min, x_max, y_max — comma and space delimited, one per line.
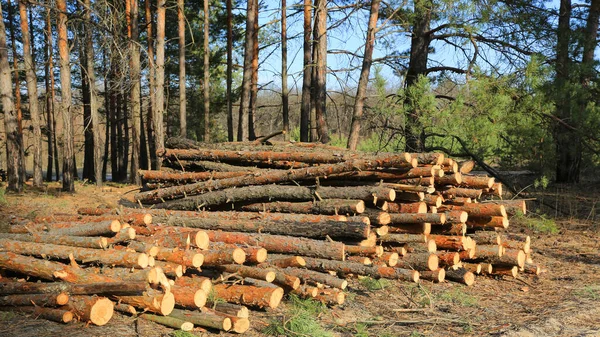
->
0, 188, 7, 206
263, 294, 333, 337
359, 277, 390, 291
513, 212, 559, 234
438, 288, 478, 307
170, 331, 197, 337
0, 311, 16, 321
206, 288, 225, 308
576, 285, 600, 300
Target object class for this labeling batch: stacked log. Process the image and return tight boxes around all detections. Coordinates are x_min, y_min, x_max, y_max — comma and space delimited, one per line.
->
0, 138, 542, 333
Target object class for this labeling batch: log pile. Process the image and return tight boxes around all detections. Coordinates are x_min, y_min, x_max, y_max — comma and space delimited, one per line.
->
0, 138, 542, 333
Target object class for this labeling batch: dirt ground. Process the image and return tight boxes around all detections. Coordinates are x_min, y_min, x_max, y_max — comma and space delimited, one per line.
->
1, 181, 600, 337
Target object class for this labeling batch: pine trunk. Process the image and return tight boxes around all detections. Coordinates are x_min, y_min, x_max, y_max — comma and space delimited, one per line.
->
178, 0, 186, 137
237, 0, 254, 141
154, 0, 166, 168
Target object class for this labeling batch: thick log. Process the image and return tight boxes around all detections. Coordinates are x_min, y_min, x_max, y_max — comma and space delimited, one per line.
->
211, 302, 249, 318
485, 249, 526, 267
426, 235, 468, 251
469, 231, 501, 245
136, 159, 405, 203
169, 308, 232, 331
386, 202, 427, 214
379, 233, 427, 244
429, 223, 466, 236
484, 200, 527, 216
150, 209, 348, 224
98, 267, 167, 289
140, 313, 193, 331
502, 239, 531, 254
212, 283, 284, 309
388, 213, 446, 224
467, 216, 509, 229
64, 296, 114, 326
0, 292, 69, 307
0, 239, 148, 269
441, 187, 482, 199
377, 252, 399, 267
491, 265, 518, 277
481, 263, 493, 274
392, 191, 425, 202
397, 253, 438, 271
521, 262, 541, 275
0, 281, 146, 296
271, 271, 301, 290
76, 207, 114, 216
202, 248, 246, 265
264, 255, 306, 268
458, 160, 475, 174
160, 216, 370, 240
202, 308, 250, 333
435, 173, 462, 186
239, 199, 365, 215
482, 182, 503, 197
171, 284, 207, 308
445, 197, 472, 205
388, 223, 431, 235
362, 209, 390, 226
136, 227, 209, 250
35, 213, 152, 226
460, 175, 494, 188
418, 268, 445, 282
117, 288, 175, 316
10, 220, 121, 237
174, 276, 212, 295
445, 268, 475, 286
283, 267, 348, 289
0, 232, 108, 249
473, 245, 503, 259
442, 204, 506, 218
436, 252, 460, 267
205, 231, 345, 261
381, 183, 435, 194
315, 288, 345, 306
154, 185, 395, 210
1, 306, 74, 323
155, 249, 204, 268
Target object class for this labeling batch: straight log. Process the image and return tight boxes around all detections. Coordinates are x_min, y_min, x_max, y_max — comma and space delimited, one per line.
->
212, 283, 284, 309
10, 220, 121, 237
239, 199, 365, 215
139, 313, 193, 331
117, 288, 175, 316
418, 268, 445, 283
174, 276, 213, 295
388, 213, 446, 224
0, 232, 108, 249
445, 268, 475, 286
315, 288, 345, 306
460, 175, 494, 188
211, 302, 249, 318
386, 202, 427, 214
64, 295, 114, 326
0, 292, 69, 307
155, 249, 204, 268
0, 281, 147, 297
0, 306, 74, 323
300, 257, 419, 282
397, 253, 438, 271
467, 216, 509, 229
169, 308, 232, 331
35, 214, 152, 226
171, 284, 207, 309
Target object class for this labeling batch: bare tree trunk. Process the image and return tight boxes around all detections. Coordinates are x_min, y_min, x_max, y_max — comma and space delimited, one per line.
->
116, 80, 124, 181
248, 0, 258, 140
146, 0, 156, 169
18, 0, 43, 186
129, 0, 141, 185
404, 0, 431, 153
44, 6, 55, 182
0, 1, 24, 192
203, 0, 210, 142
178, 0, 187, 138
310, 11, 318, 142
110, 62, 118, 181
81, 40, 93, 181
122, 87, 130, 181
313, 0, 329, 143
155, 0, 166, 169
46, 5, 59, 182
7, 0, 26, 183
347, 0, 380, 150
57, 0, 75, 192
237, 0, 255, 141
300, 0, 311, 142
102, 50, 110, 181
281, 0, 289, 140
226, 0, 233, 141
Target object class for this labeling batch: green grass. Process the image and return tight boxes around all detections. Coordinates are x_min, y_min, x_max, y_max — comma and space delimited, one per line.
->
514, 213, 559, 234
576, 285, 600, 300
263, 294, 333, 337
0, 188, 6, 206
170, 331, 197, 337
359, 277, 391, 291
438, 288, 478, 307
0, 311, 16, 321
207, 288, 225, 308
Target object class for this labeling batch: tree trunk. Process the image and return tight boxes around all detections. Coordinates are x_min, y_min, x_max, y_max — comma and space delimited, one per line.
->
313, 0, 329, 143
19, 0, 43, 187
281, 0, 289, 140
0, 1, 24, 192
81, 36, 94, 182
130, 0, 141, 185
57, 0, 75, 192
154, 0, 166, 168
300, 0, 312, 142
347, 0, 380, 149
404, 0, 431, 152
178, 0, 186, 138
237, 0, 254, 141
248, 0, 259, 140
203, 0, 210, 141
146, 0, 157, 169
226, 0, 233, 140
44, 6, 55, 182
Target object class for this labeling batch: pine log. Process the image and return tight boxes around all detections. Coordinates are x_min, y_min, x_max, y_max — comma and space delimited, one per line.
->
171, 283, 207, 309
0, 232, 108, 249
139, 313, 193, 331
361, 210, 390, 226
1, 306, 73, 323
388, 213, 446, 224
484, 200, 527, 216
218, 265, 275, 282
410, 152, 445, 165
270, 271, 301, 290
64, 296, 114, 326
394, 177, 434, 186
467, 216, 509, 229
211, 302, 249, 318
205, 231, 345, 260
386, 202, 427, 214
460, 175, 494, 188
98, 267, 167, 289
292, 284, 319, 298
379, 233, 427, 244
155, 249, 204, 268
35, 213, 152, 226
502, 239, 531, 254
300, 257, 419, 282
470, 231, 501, 245
345, 245, 384, 257
127, 241, 160, 257
140, 169, 247, 183
443, 210, 468, 224
136, 158, 408, 203
429, 223, 466, 236
442, 204, 506, 217
435, 173, 463, 186
458, 249, 476, 260
76, 207, 114, 216
161, 216, 370, 240
377, 252, 399, 267
436, 252, 460, 267
169, 307, 232, 331
397, 253, 438, 271
445, 268, 475, 286
0, 239, 148, 269
418, 268, 445, 282
201, 248, 246, 265
473, 245, 503, 259
423, 194, 443, 207
441, 187, 482, 199
388, 223, 431, 235
106, 228, 137, 245
117, 288, 175, 316
0, 281, 146, 297
458, 160, 475, 174
171, 276, 212, 295
462, 263, 482, 274
202, 308, 250, 334
521, 262, 541, 275
392, 191, 425, 202
152, 261, 185, 278
210, 243, 268, 264
212, 283, 283, 309
445, 197, 472, 205
484, 249, 526, 268
315, 288, 345, 306
264, 255, 306, 268
426, 235, 468, 251
136, 227, 209, 250
381, 183, 435, 194
10, 220, 121, 237
0, 292, 69, 307
347, 256, 372, 265
239, 199, 365, 215
491, 265, 519, 277
152, 210, 348, 225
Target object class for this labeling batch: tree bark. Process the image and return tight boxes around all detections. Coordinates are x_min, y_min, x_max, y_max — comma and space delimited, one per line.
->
127, 0, 142, 185
44, 6, 56, 181
0, 292, 69, 307
0, 1, 24, 192
154, 0, 166, 168
169, 308, 232, 330
237, 0, 255, 141
281, 0, 289, 139
145, 0, 156, 169
176, 0, 187, 138
226, 0, 234, 140
212, 284, 283, 309
203, 0, 210, 141
18, 0, 43, 187
313, 0, 329, 143
239, 199, 365, 215
2, 306, 73, 323
300, 0, 312, 142
117, 288, 174, 316
57, 0, 75, 191
247, 0, 258, 140
0, 232, 108, 249
347, 0, 380, 150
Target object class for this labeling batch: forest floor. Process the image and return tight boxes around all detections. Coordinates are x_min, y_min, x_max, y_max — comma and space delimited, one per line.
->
0, 181, 599, 337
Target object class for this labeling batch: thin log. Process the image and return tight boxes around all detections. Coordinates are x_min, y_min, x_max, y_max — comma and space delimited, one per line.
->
397, 253, 438, 271
462, 263, 482, 274
428, 223, 466, 236
137, 227, 209, 250
169, 308, 231, 331
467, 216, 509, 229
0, 292, 69, 307
1, 306, 73, 323
238, 199, 365, 215
127, 241, 160, 256
174, 276, 212, 295
0, 281, 146, 296
388, 213, 446, 224
300, 257, 419, 282
140, 169, 247, 183
483, 200, 526, 216
315, 288, 345, 306
218, 265, 275, 282
139, 313, 193, 331
378, 233, 427, 244
441, 187, 482, 199
426, 235, 468, 251
436, 252, 460, 267
445, 268, 475, 286
345, 245, 384, 257
282, 267, 348, 289
435, 173, 462, 186
35, 214, 152, 226
152, 261, 185, 278
386, 202, 427, 214
211, 302, 249, 318
0, 232, 108, 249
10, 220, 121, 237
292, 284, 318, 298
387, 223, 431, 235
418, 268, 445, 283
491, 265, 518, 277
106, 228, 137, 245
155, 249, 204, 268
469, 232, 501, 245
263, 255, 306, 268
98, 267, 166, 288
202, 307, 250, 333
202, 248, 246, 265
423, 194, 443, 207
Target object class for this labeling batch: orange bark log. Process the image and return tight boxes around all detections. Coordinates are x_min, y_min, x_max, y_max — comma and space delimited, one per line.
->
212, 283, 284, 309
63, 295, 114, 326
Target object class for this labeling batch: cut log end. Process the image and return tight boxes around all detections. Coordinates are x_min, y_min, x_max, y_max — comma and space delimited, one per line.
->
255, 248, 268, 263
223, 317, 233, 331
231, 317, 250, 333
195, 231, 210, 250
137, 254, 150, 268
265, 271, 277, 283
194, 289, 208, 308
232, 248, 247, 264
160, 292, 176, 316
269, 287, 285, 309
355, 201, 366, 214
426, 239, 437, 253
428, 254, 439, 271
411, 270, 420, 283
143, 214, 153, 225
56, 292, 70, 306
192, 253, 205, 268
62, 311, 74, 323
89, 298, 115, 326
126, 228, 136, 240
110, 220, 122, 233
